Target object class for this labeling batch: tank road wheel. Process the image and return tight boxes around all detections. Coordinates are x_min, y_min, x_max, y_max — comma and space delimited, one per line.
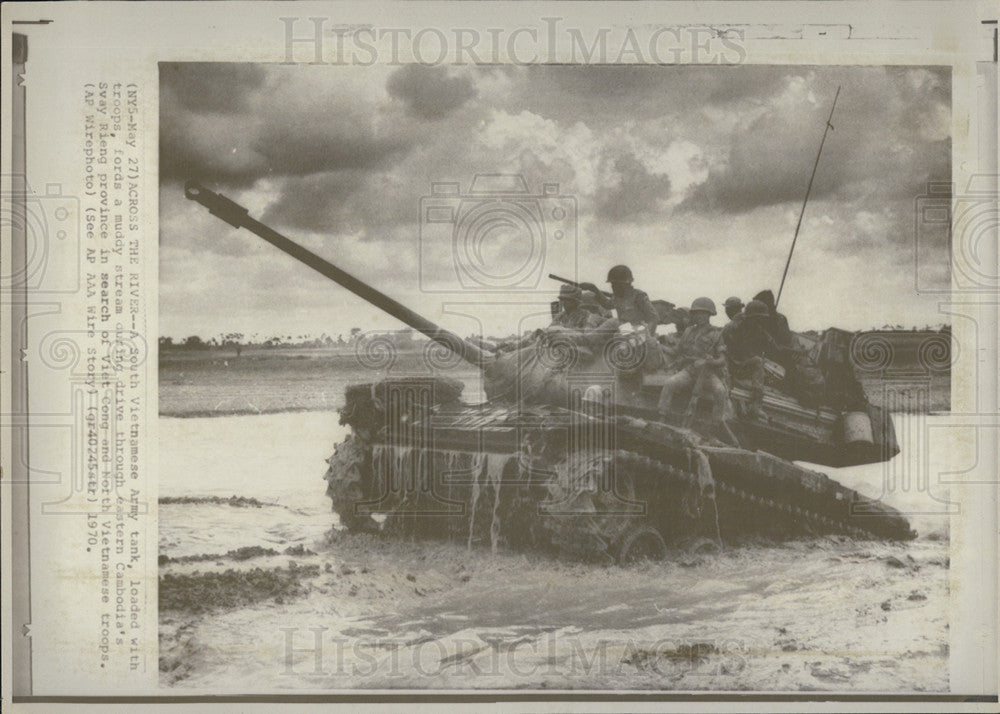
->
541, 453, 648, 561
614, 522, 667, 564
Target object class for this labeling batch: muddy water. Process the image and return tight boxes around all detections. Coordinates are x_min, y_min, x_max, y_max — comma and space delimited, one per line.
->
159, 411, 950, 691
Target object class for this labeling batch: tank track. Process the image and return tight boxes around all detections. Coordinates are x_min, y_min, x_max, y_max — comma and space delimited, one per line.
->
534, 447, 904, 561
325, 436, 908, 562
570, 448, 902, 542
713, 480, 883, 541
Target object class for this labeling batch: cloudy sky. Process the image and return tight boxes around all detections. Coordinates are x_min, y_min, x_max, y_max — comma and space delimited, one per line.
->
159, 62, 950, 341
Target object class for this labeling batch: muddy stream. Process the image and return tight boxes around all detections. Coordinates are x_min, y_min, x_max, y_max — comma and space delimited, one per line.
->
159, 411, 950, 691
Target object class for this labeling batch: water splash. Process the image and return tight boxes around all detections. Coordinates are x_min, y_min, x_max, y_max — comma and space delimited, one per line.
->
467, 453, 486, 549
485, 453, 511, 553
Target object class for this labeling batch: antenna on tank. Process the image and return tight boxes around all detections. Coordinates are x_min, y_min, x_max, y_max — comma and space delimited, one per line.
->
775, 85, 841, 310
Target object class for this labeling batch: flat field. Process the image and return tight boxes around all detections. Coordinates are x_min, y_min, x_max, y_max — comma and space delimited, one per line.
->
159, 330, 950, 418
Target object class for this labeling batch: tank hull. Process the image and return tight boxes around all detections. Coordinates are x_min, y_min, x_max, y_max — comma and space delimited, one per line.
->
326, 378, 914, 563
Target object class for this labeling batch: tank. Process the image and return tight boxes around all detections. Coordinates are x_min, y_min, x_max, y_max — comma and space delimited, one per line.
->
185, 181, 915, 563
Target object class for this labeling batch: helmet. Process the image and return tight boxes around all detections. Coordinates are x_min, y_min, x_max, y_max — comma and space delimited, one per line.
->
558, 283, 582, 300
724, 296, 744, 309
606, 264, 633, 283
689, 297, 717, 315
745, 299, 769, 318
580, 290, 599, 308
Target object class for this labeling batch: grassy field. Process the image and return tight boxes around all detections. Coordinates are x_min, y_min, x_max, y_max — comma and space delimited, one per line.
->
159, 331, 950, 417
159, 348, 482, 417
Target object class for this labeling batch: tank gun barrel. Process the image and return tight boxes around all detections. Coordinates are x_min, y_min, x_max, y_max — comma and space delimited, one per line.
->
184, 181, 490, 368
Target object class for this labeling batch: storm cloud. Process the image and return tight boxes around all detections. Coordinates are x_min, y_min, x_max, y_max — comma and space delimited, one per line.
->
386, 64, 477, 119
160, 63, 415, 186
160, 63, 952, 339
682, 67, 951, 217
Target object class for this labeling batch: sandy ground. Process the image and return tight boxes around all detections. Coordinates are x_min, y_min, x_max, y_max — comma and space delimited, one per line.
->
159, 411, 950, 691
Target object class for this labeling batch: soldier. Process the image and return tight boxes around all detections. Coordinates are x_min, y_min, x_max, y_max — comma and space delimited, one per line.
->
752, 289, 794, 351
497, 285, 591, 353
671, 307, 690, 334
724, 296, 745, 322
579, 265, 659, 334
656, 297, 730, 427
722, 299, 772, 419
549, 283, 594, 330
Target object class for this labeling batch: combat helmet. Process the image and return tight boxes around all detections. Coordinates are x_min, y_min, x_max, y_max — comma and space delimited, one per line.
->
744, 299, 769, 318
690, 297, 717, 315
606, 265, 634, 283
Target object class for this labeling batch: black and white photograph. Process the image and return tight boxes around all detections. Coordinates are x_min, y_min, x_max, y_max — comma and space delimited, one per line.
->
3, 2, 997, 710
157, 60, 955, 690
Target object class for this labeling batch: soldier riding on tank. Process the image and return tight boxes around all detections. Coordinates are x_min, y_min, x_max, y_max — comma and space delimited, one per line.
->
724, 296, 745, 322
752, 289, 794, 357
579, 265, 659, 335
722, 299, 773, 419
501, 283, 601, 354
657, 297, 731, 430
550, 283, 595, 330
